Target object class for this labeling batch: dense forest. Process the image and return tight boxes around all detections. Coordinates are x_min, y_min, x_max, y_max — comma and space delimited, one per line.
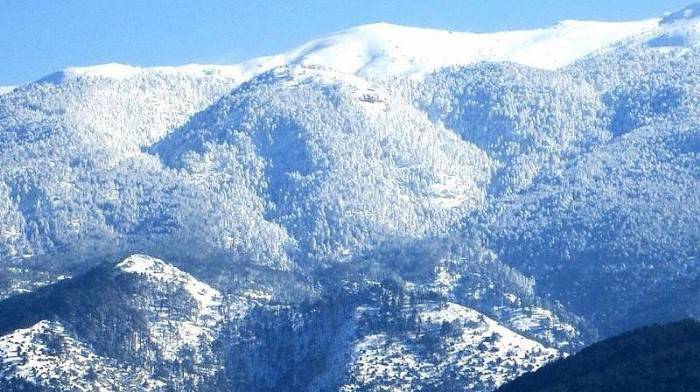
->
497, 319, 700, 392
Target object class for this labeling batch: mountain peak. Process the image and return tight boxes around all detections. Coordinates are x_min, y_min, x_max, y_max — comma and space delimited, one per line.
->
274, 18, 657, 77
115, 253, 167, 275
64, 63, 140, 79
115, 254, 222, 323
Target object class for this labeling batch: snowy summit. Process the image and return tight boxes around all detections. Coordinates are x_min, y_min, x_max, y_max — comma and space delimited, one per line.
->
28, 17, 663, 85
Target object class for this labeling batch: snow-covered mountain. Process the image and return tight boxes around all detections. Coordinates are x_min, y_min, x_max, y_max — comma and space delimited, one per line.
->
0, 320, 159, 391
336, 302, 559, 391
0, 255, 248, 391
0, 255, 562, 392
13, 14, 660, 93
153, 65, 493, 262
3, 65, 239, 157
0, 4, 699, 391
237, 19, 659, 78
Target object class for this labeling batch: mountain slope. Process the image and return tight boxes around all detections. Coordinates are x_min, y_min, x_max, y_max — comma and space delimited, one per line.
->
154, 66, 493, 262
335, 302, 558, 391
406, 62, 608, 194
0, 255, 240, 391
497, 319, 700, 392
0, 4, 699, 391
0, 321, 158, 392
0, 254, 564, 392
0, 68, 291, 274
1, 66, 239, 156
483, 11, 700, 336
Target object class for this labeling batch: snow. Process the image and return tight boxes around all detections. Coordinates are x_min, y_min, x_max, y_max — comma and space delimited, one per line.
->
0, 5, 697, 389
502, 306, 580, 349
269, 66, 387, 99
242, 289, 273, 302
116, 253, 161, 274
346, 334, 425, 389
117, 254, 221, 317
272, 20, 659, 77
419, 303, 558, 387
0, 321, 158, 391
116, 255, 223, 359
0, 86, 15, 95
341, 302, 558, 391
117, 255, 222, 319
420, 302, 549, 353
41, 62, 246, 83
35, 17, 660, 87
429, 175, 471, 208
0, 256, 254, 389
238, 20, 659, 80
433, 263, 462, 296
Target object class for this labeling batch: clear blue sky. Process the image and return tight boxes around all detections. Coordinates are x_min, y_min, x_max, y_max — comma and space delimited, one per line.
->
0, 0, 689, 85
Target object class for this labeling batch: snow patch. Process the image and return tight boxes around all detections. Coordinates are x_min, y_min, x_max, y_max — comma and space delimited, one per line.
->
0, 321, 158, 391
429, 175, 471, 208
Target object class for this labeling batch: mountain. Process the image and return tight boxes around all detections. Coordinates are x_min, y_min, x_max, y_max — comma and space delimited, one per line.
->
240, 19, 658, 78
496, 319, 700, 392
0, 254, 562, 392
22, 17, 657, 89
153, 66, 493, 263
0, 66, 248, 282
0, 255, 234, 391
0, 320, 156, 391
0, 4, 699, 391
483, 7, 700, 336
2, 64, 239, 155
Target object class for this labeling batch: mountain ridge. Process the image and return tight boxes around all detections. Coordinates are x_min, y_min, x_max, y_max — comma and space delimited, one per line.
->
19, 16, 662, 88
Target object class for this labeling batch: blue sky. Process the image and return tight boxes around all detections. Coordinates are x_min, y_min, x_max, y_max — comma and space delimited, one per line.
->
0, 0, 690, 85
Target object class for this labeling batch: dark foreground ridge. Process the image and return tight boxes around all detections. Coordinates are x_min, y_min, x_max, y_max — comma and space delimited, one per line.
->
497, 318, 700, 392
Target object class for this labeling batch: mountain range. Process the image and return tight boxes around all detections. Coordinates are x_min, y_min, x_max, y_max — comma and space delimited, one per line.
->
0, 3, 698, 391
